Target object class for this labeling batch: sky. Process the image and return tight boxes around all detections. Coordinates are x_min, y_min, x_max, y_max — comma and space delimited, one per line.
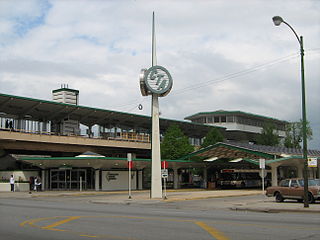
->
0, 0, 319, 149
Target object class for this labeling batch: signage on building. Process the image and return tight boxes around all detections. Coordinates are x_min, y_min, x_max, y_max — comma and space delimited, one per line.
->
140, 65, 173, 97
307, 158, 318, 168
105, 172, 119, 181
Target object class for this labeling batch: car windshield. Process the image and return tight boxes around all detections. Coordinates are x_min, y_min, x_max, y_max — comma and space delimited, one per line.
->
298, 179, 318, 187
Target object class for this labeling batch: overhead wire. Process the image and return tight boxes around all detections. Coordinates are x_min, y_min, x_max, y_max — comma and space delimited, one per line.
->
123, 50, 318, 113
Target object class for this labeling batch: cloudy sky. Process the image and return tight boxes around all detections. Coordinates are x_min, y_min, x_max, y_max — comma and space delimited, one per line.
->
0, 0, 319, 149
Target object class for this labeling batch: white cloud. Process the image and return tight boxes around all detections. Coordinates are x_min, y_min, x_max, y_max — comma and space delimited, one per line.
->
0, 0, 319, 149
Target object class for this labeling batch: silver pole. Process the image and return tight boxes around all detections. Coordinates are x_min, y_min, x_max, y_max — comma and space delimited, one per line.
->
262, 168, 265, 193
150, 12, 162, 198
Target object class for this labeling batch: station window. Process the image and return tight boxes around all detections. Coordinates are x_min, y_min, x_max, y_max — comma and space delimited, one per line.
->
221, 116, 226, 122
226, 116, 234, 122
214, 116, 220, 123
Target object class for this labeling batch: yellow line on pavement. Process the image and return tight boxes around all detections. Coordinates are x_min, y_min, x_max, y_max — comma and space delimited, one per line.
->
195, 221, 230, 240
79, 234, 98, 238
42, 216, 81, 230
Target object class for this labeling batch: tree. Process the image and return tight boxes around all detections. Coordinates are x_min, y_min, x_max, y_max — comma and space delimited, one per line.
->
284, 120, 313, 149
201, 128, 224, 148
161, 124, 194, 159
257, 123, 280, 146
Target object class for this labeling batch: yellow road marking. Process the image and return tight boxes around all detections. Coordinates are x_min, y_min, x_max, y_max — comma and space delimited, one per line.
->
42, 216, 81, 230
79, 234, 97, 238
195, 221, 230, 240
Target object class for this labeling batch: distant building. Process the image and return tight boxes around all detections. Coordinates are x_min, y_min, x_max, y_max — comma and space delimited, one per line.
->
185, 110, 287, 144
51, 86, 80, 135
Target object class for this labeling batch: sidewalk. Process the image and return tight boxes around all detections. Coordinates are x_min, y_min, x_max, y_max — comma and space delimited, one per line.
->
1, 189, 319, 213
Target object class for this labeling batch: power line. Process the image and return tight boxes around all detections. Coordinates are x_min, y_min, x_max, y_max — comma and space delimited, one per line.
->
172, 53, 299, 95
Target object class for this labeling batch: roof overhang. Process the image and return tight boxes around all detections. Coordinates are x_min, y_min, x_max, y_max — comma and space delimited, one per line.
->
19, 156, 204, 170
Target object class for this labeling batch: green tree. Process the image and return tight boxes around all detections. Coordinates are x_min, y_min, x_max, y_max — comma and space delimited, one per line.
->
201, 128, 224, 148
284, 120, 313, 149
161, 124, 194, 159
257, 123, 280, 146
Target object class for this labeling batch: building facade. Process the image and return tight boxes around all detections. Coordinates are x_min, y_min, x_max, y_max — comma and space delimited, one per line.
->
185, 110, 287, 144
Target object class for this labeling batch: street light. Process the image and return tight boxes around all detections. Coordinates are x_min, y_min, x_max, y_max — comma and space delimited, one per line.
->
272, 16, 309, 208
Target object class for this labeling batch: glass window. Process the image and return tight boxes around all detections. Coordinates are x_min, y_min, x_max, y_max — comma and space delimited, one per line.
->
221, 116, 226, 122
290, 180, 298, 187
214, 116, 220, 123
280, 180, 289, 187
203, 117, 207, 123
207, 117, 213, 123
226, 116, 234, 122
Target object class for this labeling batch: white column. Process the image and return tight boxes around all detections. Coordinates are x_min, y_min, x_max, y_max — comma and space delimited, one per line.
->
271, 165, 278, 186
138, 170, 143, 190
95, 170, 100, 191
41, 170, 45, 191
151, 94, 162, 198
203, 167, 208, 189
173, 168, 179, 189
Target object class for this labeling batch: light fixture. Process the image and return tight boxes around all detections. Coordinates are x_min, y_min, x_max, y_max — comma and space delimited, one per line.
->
280, 154, 291, 158
229, 158, 243, 163
204, 157, 218, 162
272, 16, 283, 26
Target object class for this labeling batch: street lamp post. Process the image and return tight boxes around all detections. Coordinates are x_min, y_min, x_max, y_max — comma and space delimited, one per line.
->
272, 16, 309, 208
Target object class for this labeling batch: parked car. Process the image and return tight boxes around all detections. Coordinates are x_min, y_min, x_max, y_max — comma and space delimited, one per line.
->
266, 178, 320, 203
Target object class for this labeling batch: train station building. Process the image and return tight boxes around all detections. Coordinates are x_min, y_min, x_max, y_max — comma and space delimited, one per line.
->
0, 87, 319, 191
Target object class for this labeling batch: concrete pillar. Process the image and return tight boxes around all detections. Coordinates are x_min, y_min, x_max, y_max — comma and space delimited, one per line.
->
138, 170, 143, 190
173, 168, 180, 189
150, 94, 162, 198
271, 165, 278, 186
95, 170, 100, 191
41, 170, 46, 191
203, 167, 208, 189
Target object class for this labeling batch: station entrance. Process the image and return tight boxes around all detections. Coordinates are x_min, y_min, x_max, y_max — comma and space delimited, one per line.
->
49, 169, 90, 190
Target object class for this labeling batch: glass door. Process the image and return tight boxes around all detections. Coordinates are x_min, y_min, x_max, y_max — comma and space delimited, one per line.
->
50, 169, 87, 190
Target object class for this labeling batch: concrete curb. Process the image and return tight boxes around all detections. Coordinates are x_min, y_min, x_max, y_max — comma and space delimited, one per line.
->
231, 207, 320, 213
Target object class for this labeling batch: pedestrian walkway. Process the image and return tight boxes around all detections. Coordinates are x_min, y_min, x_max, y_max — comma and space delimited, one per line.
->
1, 189, 319, 213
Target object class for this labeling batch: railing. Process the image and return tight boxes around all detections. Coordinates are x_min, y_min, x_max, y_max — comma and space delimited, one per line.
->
100, 132, 150, 143
0, 127, 151, 143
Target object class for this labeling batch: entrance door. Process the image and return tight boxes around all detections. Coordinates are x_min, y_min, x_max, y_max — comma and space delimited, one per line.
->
50, 169, 86, 190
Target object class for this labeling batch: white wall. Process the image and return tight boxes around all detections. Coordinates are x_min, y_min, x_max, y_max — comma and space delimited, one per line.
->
101, 171, 136, 191
0, 183, 29, 191
0, 171, 40, 182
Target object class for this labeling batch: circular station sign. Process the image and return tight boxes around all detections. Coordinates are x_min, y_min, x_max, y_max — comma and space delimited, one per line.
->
144, 65, 173, 95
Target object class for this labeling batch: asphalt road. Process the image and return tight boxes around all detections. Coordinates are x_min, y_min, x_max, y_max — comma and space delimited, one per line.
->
0, 195, 319, 240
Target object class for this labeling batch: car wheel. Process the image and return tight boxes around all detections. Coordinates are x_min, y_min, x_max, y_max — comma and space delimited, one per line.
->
275, 192, 284, 202
308, 193, 315, 203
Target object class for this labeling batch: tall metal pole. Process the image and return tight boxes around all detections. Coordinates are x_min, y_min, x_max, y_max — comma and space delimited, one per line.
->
299, 36, 309, 208
150, 12, 163, 198
272, 17, 309, 207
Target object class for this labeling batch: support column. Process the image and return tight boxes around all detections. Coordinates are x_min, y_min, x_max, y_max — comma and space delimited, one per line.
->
95, 170, 100, 191
173, 168, 179, 189
138, 170, 143, 190
151, 94, 162, 198
203, 167, 208, 189
271, 165, 278, 186
41, 170, 46, 191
